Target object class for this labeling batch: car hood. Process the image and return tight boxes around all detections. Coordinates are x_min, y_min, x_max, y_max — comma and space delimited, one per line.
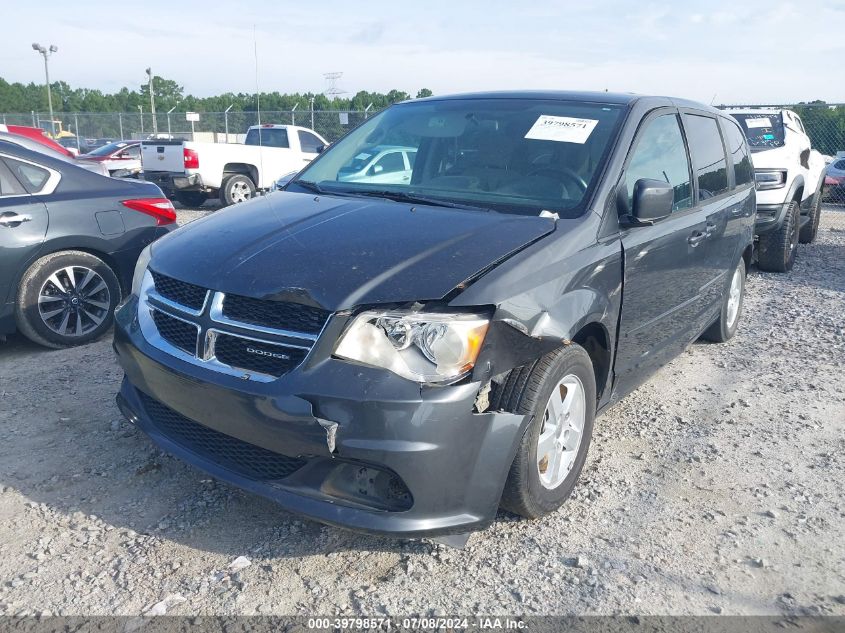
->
150, 192, 555, 311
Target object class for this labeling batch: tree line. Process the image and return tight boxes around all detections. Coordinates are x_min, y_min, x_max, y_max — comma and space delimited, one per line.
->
0, 75, 432, 115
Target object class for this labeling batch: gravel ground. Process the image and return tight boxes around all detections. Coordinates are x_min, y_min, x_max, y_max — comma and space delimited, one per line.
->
0, 204, 843, 617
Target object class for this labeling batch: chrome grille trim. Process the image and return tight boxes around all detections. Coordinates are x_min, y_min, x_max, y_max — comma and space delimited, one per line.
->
138, 270, 325, 382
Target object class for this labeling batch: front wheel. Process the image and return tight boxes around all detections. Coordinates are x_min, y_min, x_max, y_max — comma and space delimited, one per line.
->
702, 257, 745, 343
219, 174, 255, 206
15, 251, 121, 349
757, 200, 799, 273
498, 345, 596, 519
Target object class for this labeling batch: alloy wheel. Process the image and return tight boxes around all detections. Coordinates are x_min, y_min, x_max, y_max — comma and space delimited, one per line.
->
536, 374, 586, 490
38, 266, 111, 337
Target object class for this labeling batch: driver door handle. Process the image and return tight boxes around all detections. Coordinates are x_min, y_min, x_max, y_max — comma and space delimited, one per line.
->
688, 230, 707, 247
0, 213, 32, 227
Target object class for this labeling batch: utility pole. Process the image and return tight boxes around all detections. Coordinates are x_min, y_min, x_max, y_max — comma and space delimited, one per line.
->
138, 105, 144, 136
31, 43, 58, 136
145, 67, 157, 135
224, 104, 233, 142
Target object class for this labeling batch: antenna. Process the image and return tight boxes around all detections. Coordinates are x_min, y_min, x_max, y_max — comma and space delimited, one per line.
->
323, 72, 345, 96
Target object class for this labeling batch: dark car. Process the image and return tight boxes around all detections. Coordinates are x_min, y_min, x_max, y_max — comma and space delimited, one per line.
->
0, 138, 176, 348
113, 92, 755, 542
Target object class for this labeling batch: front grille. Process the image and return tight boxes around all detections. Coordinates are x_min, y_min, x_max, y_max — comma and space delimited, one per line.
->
151, 270, 208, 310
222, 294, 330, 334
140, 393, 306, 481
152, 310, 197, 354
213, 334, 306, 377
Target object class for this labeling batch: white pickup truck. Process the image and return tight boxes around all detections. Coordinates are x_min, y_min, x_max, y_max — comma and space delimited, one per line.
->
140, 124, 328, 207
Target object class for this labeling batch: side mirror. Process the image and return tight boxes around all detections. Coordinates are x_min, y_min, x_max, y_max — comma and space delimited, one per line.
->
629, 178, 674, 224
373, 164, 384, 174
315, 144, 326, 154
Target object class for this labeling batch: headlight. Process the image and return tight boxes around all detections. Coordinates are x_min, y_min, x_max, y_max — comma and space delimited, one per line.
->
131, 244, 153, 296
754, 170, 787, 190
334, 310, 490, 384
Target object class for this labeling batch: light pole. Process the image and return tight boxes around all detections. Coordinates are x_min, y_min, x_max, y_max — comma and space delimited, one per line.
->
167, 104, 178, 138
145, 67, 157, 135
31, 43, 58, 136
138, 105, 144, 136
224, 104, 233, 142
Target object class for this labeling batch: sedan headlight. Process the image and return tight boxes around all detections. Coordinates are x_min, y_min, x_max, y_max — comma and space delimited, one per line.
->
754, 169, 787, 190
131, 244, 153, 296
334, 310, 490, 384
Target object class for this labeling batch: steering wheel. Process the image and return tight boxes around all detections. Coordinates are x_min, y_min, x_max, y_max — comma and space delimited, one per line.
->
525, 167, 588, 195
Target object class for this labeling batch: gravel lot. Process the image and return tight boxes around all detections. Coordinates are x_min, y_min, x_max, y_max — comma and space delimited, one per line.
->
0, 203, 843, 617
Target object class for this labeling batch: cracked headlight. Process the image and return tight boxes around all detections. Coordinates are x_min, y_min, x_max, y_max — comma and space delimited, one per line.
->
334, 310, 490, 384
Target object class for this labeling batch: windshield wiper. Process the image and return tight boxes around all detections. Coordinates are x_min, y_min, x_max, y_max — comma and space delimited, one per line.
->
347, 189, 493, 212
290, 180, 325, 194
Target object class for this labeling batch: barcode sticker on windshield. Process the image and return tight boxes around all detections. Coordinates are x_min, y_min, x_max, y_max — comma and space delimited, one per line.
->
525, 115, 599, 144
745, 117, 772, 129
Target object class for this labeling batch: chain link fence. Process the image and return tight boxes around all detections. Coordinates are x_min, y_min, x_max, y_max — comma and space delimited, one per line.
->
0, 109, 375, 144
2, 102, 843, 230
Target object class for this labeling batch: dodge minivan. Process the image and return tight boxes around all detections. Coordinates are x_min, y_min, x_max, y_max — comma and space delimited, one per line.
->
113, 92, 755, 543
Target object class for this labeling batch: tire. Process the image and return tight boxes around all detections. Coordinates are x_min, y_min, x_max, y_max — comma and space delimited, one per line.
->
497, 345, 597, 519
799, 190, 822, 244
219, 174, 255, 206
757, 199, 799, 273
15, 251, 121, 349
174, 191, 208, 207
701, 257, 745, 343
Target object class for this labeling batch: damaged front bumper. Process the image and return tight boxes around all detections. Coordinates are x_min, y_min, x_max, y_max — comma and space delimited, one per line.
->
113, 297, 528, 539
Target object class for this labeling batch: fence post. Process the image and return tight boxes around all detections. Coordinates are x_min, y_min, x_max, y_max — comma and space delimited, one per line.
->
118, 113, 124, 140
73, 114, 80, 152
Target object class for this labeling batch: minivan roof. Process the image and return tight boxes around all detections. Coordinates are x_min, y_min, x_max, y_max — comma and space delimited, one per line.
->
410, 90, 723, 116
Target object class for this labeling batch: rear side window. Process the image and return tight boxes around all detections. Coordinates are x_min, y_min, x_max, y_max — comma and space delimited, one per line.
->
0, 159, 27, 196
721, 119, 754, 187
245, 128, 289, 148
298, 131, 324, 153
684, 115, 729, 199
3, 157, 51, 193
625, 113, 693, 212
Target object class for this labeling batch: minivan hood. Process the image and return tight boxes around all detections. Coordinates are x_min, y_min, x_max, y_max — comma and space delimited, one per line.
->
150, 192, 555, 311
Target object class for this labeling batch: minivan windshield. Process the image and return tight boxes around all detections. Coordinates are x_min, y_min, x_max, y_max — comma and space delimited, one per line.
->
290, 98, 625, 216
730, 113, 785, 149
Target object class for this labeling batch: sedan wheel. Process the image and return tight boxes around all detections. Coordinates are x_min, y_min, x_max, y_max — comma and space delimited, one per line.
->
15, 250, 121, 349
38, 266, 111, 337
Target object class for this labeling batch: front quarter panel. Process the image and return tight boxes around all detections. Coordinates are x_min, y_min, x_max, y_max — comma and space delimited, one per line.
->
450, 214, 622, 387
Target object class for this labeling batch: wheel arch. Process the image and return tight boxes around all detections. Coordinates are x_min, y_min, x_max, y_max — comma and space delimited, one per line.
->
222, 163, 258, 185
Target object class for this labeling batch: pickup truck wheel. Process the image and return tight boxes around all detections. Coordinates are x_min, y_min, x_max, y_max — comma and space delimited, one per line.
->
174, 192, 208, 207
799, 189, 822, 244
757, 199, 799, 273
498, 345, 596, 519
702, 257, 745, 343
15, 251, 121, 349
220, 175, 255, 206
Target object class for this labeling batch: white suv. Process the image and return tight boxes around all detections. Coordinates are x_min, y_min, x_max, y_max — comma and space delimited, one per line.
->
727, 109, 826, 272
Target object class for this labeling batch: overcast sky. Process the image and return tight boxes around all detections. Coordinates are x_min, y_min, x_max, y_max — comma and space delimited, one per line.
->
1, 0, 843, 105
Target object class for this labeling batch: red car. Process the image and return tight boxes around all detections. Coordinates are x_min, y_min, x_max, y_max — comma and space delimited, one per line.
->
0, 124, 74, 158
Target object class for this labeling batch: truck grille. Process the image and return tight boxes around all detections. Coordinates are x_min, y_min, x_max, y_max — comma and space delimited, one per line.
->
140, 393, 306, 481
152, 310, 198, 355
213, 334, 307, 377
222, 294, 330, 334
151, 270, 208, 311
